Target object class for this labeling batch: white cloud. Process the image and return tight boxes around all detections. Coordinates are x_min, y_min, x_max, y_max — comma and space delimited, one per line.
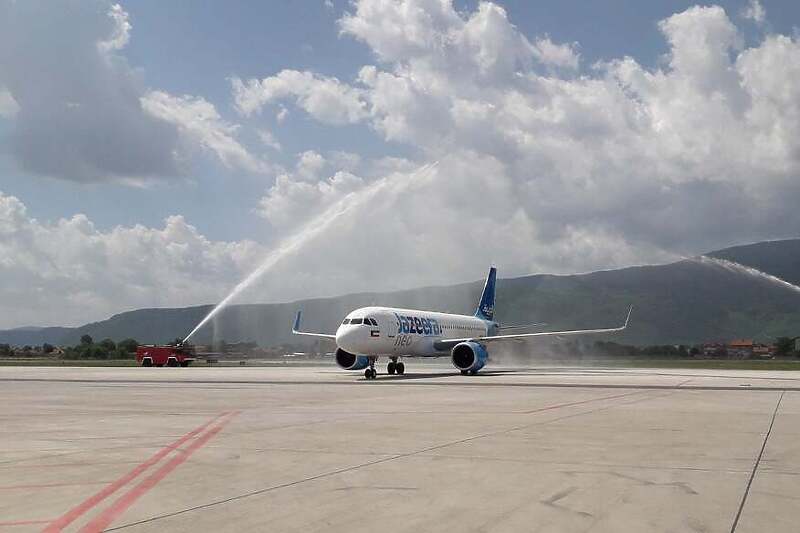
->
141, 90, 269, 173
532, 36, 580, 70
0, 1, 260, 183
276, 106, 289, 123
231, 71, 368, 125
294, 150, 328, 181
258, 169, 365, 228
0, 87, 20, 117
742, 0, 766, 24
236, 1, 800, 297
6, 1, 800, 326
0, 1, 183, 182
257, 128, 282, 151
0, 191, 265, 328
97, 3, 131, 52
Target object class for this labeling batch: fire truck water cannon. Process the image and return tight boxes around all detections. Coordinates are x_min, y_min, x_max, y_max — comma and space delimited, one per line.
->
135, 344, 195, 367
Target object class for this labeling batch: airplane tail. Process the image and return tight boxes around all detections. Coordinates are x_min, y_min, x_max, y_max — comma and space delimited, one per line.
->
474, 267, 496, 321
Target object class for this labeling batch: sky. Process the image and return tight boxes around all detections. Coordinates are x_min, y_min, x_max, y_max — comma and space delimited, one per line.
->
1, 0, 800, 329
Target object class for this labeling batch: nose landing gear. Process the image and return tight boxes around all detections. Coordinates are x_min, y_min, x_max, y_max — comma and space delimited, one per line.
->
364, 357, 378, 379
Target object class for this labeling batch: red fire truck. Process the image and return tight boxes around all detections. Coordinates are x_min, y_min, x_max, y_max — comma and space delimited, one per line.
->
136, 345, 195, 367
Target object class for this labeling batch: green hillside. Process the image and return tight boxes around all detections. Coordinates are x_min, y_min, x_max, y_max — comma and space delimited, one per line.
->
3, 239, 800, 347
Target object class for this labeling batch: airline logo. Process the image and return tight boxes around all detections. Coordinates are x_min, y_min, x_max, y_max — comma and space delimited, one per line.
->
395, 313, 441, 336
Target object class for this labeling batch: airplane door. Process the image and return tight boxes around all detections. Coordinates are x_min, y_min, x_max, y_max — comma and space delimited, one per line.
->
386, 314, 398, 342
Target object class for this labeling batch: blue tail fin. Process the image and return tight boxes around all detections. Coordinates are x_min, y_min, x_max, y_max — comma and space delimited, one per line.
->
475, 267, 496, 321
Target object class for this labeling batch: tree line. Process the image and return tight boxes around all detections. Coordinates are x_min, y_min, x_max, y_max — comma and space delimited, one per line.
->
62, 335, 139, 359
0, 336, 139, 360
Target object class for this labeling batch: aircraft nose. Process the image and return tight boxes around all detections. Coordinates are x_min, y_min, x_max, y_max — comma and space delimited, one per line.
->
336, 326, 360, 352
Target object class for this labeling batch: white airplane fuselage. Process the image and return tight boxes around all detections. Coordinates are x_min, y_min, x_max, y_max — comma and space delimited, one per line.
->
335, 306, 497, 357
293, 267, 631, 378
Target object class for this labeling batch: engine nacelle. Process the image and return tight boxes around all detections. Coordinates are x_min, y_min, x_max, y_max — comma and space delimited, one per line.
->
451, 341, 489, 373
335, 348, 370, 370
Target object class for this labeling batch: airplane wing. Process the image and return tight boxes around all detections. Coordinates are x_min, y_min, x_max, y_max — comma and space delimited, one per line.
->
291, 311, 337, 340
435, 306, 632, 350
498, 322, 546, 331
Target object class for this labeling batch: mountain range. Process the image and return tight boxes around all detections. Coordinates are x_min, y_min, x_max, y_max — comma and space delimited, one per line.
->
3, 239, 800, 347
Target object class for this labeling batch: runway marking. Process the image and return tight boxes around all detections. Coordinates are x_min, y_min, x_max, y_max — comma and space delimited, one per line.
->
730, 390, 784, 533
3, 377, 795, 391
519, 390, 645, 414
41, 412, 229, 533
105, 390, 667, 531
77, 411, 239, 533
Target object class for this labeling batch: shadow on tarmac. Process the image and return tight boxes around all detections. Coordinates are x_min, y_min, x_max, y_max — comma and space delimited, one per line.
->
366, 369, 521, 381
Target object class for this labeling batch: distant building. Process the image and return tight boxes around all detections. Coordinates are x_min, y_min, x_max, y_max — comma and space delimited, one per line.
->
728, 339, 754, 359
752, 344, 774, 359
701, 342, 726, 358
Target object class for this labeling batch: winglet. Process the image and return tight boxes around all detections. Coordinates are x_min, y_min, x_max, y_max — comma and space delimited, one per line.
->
292, 310, 302, 333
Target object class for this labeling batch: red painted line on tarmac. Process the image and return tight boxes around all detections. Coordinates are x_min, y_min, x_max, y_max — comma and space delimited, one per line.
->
0, 519, 53, 527
41, 412, 228, 533
78, 412, 239, 533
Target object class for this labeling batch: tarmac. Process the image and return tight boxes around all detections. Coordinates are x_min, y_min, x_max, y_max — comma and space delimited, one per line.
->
1, 363, 800, 532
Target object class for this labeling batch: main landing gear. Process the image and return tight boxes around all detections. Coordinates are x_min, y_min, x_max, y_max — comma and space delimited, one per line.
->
387, 357, 405, 376
364, 358, 406, 379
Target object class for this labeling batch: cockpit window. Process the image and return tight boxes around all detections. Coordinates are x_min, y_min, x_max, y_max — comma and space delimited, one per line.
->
350, 318, 362, 325
342, 318, 350, 325
366, 317, 377, 326
372, 318, 378, 326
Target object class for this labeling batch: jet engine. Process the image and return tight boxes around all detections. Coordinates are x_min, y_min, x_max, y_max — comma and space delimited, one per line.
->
335, 348, 370, 370
451, 341, 488, 373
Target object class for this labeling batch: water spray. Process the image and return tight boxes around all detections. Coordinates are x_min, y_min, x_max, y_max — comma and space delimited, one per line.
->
183, 162, 439, 343
692, 255, 800, 294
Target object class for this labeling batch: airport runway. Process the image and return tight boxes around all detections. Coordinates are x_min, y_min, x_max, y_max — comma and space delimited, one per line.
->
1, 364, 799, 532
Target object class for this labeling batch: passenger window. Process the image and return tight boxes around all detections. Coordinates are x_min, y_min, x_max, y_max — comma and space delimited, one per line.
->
351, 318, 362, 325
342, 319, 350, 325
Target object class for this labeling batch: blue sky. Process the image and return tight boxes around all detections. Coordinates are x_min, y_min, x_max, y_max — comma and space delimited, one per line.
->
1, 0, 799, 327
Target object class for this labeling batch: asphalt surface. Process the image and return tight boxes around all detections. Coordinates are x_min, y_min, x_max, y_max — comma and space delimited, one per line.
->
1, 364, 799, 532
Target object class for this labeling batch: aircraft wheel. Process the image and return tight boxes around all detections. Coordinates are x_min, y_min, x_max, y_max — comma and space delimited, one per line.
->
387, 362, 396, 375
365, 368, 377, 379
395, 362, 405, 375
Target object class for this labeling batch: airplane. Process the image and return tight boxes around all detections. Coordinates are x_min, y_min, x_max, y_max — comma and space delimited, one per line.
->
292, 267, 632, 379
